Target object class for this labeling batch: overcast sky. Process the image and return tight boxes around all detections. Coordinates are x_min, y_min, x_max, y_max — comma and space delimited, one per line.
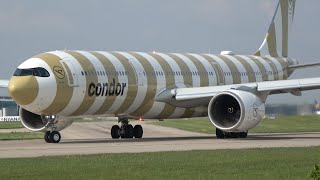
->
0, 0, 319, 104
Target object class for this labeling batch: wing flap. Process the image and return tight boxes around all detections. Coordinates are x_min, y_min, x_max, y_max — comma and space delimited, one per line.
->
257, 78, 320, 92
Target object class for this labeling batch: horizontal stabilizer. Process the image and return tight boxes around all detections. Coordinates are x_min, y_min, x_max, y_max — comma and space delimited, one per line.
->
289, 62, 320, 70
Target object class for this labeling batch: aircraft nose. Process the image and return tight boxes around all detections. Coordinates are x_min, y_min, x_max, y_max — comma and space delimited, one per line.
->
8, 76, 39, 105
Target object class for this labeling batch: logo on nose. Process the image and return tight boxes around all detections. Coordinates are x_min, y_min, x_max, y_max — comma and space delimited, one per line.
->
53, 66, 65, 79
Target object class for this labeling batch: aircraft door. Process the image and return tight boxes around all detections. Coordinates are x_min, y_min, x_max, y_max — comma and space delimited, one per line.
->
60, 60, 79, 87
210, 62, 225, 85
129, 60, 144, 86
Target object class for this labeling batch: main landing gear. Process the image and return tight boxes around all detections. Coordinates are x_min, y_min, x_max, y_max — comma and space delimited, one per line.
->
42, 115, 62, 143
111, 117, 143, 139
216, 128, 248, 139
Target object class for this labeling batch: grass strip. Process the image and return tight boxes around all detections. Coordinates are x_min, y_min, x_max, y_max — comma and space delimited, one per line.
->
151, 115, 320, 134
0, 147, 319, 180
0, 132, 43, 140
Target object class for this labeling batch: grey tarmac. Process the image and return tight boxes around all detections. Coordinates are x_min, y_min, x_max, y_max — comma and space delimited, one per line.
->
0, 122, 320, 159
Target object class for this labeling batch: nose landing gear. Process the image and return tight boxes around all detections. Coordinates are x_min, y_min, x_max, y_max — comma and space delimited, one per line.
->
111, 117, 144, 139
44, 131, 61, 143
42, 115, 62, 143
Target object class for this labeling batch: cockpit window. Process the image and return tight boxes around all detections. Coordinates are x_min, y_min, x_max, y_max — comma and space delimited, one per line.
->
33, 68, 50, 77
13, 68, 50, 77
13, 69, 33, 76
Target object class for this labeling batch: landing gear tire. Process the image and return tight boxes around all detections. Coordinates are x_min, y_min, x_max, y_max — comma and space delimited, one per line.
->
112, 118, 144, 139
216, 128, 225, 139
120, 124, 133, 139
229, 132, 239, 138
111, 125, 120, 139
239, 132, 248, 138
216, 128, 248, 139
44, 131, 52, 143
122, 124, 134, 139
49, 131, 61, 143
42, 115, 61, 143
133, 125, 143, 138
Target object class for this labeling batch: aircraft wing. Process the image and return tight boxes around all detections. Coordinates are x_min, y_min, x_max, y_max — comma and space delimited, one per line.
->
155, 77, 320, 108
0, 80, 9, 88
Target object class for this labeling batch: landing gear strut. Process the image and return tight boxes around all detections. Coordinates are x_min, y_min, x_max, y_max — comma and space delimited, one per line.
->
42, 115, 62, 143
216, 128, 247, 139
111, 117, 143, 139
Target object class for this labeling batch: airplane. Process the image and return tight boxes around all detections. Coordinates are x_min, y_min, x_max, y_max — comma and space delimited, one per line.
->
1, 0, 320, 143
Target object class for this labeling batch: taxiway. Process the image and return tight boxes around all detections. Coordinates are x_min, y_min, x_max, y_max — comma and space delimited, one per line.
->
0, 122, 319, 158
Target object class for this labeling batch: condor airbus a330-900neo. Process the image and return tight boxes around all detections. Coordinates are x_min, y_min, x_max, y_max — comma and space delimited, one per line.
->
1, 0, 320, 143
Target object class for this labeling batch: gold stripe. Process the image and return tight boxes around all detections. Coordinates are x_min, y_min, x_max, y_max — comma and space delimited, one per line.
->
66, 51, 98, 116
267, 23, 278, 57
184, 54, 209, 87
109, 52, 138, 115
254, 50, 261, 56
275, 57, 288, 79
261, 57, 278, 80
181, 108, 195, 118
167, 54, 193, 87
148, 53, 177, 119
280, 0, 289, 57
280, 57, 288, 79
201, 54, 224, 85
217, 55, 241, 84
34, 53, 74, 114
234, 55, 256, 82
248, 56, 269, 81
61, 62, 74, 85
90, 51, 119, 115
129, 52, 157, 117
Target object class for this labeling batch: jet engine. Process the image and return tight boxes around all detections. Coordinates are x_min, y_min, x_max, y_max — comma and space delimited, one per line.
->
208, 90, 265, 132
19, 107, 73, 132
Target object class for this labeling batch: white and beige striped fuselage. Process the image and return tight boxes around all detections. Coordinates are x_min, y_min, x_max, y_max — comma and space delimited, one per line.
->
12, 51, 294, 120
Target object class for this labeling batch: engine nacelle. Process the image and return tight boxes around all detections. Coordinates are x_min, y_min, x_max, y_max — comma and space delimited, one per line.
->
19, 107, 73, 132
208, 90, 265, 132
